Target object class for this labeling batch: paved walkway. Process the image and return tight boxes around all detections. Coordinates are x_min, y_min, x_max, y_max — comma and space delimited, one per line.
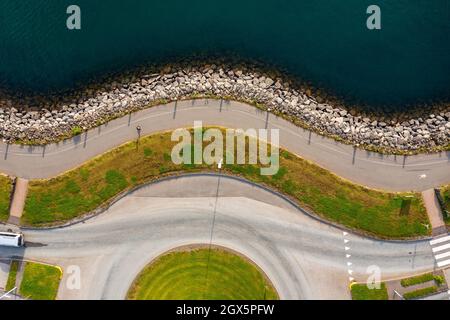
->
0, 100, 448, 191
422, 189, 447, 236
443, 269, 450, 300
7, 178, 28, 226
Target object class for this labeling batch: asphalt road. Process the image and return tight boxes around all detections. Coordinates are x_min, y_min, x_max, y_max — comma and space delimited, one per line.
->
0, 175, 436, 300
0, 99, 448, 191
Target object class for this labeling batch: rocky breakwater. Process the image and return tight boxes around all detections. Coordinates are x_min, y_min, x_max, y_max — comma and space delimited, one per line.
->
0, 63, 448, 153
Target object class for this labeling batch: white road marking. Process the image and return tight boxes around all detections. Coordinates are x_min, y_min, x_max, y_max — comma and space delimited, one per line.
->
432, 243, 450, 253
430, 234, 450, 269
436, 259, 450, 267
343, 233, 354, 282
430, 235, 450, 245
434, 251, 450, 260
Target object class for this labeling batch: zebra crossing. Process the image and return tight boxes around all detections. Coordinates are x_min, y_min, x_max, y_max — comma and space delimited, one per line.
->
430, 234, 450, 268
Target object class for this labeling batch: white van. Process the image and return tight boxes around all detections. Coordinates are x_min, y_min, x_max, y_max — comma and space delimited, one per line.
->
0, 232, 24, 247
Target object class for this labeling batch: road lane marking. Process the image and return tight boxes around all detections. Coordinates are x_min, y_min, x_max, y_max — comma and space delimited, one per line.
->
343, 231, 355, 283
432, 243, 450, 253
435, 251, 450, 260
430, 235, 450, 245
430, 234, 450, 269
436, 259, 450, 267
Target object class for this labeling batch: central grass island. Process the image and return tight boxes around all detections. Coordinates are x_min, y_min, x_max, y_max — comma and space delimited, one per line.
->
127, 247, 278, 300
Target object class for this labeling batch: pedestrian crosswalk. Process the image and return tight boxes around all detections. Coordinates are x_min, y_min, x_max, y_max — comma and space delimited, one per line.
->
430, 234, 450, 268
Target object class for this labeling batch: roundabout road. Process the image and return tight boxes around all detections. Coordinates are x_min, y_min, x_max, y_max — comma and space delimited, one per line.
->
0, 175, 436, 299
0, 99, 448, 191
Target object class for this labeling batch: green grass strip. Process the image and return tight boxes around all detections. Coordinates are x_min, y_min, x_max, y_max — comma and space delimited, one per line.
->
19, 262, 62, 300
440, 185, 450, 224
127, 248, 278, 300
22, 129, 430, 238
5, 260, 19, 292
0, 175, 12, 222
351, 283, 388, 300
403, 286, 438, 300
400, 273, 443, 287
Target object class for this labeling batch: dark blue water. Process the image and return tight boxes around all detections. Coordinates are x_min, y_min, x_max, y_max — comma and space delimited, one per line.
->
0, 0, 449, 110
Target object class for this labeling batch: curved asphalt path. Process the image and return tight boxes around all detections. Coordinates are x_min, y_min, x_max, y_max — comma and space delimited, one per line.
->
0, 99, 448, 191
0, 175, 436, 299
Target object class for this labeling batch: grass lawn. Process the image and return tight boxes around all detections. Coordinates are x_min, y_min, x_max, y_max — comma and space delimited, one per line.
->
22, 129, 429, 238
5, 260, 19, 291
0, 175, 12, 222
127, 248, 278, 300
19, 262, 62, 300
351, 283, 388, 300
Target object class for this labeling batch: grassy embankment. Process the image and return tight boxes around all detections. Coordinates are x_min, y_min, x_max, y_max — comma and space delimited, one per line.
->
0, 175, 12, 222
127, 248, 278, 300
19, 262, 62, 300
440, 185, 450, 226
22, 129, 429, 238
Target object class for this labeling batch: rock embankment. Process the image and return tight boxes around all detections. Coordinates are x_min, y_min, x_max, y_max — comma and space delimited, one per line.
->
0, 63, 448, 152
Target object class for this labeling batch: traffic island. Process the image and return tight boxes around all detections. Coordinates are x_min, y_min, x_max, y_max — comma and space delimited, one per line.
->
5, 261, 62, 300
350, 283, 388, 300
386, 271, 448, 300
127, 246, 278, 300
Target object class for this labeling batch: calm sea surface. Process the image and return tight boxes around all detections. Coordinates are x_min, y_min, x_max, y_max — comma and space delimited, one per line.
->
0, 0, 449, 110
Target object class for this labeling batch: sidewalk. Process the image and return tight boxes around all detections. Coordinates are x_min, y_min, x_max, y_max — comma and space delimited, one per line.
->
422, 189, 446, 236
7, 178, 28, 226
0, 261, 10, 290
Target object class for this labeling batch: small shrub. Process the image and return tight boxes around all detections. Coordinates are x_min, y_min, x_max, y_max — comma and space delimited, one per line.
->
144, 148, 153, 157
71, 126, 83, 136
163, 153, 171, 162
79, 169, 90, 181
64, 180, 81, 194
433, 275, 445, 286
159, 166, 169, 174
